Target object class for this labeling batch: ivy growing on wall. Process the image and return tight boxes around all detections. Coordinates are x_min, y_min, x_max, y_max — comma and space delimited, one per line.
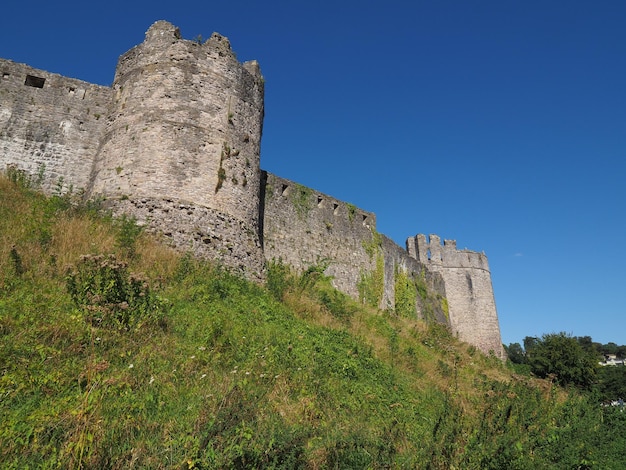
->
414, 270, 449, 323
362, 230, 382, 259
358, 254, 384, 308
358, 229, 384, 308
394, 268, 417, 318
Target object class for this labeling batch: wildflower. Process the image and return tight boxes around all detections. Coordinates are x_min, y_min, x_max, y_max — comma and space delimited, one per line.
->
128, 364, 134, 369
149, 376, 155, 384
245, 371, 250, 375
198, 346, 206, 351
190, 355, 196, 359
200, 374, 207, 379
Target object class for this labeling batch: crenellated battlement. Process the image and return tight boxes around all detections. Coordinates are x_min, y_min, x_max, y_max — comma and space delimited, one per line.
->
406, 233, 502, 356
408, 234, 490, 271
0, 20, 505, 358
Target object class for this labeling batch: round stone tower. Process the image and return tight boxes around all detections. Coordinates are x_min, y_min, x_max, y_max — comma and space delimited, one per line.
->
90, 21, 265, 277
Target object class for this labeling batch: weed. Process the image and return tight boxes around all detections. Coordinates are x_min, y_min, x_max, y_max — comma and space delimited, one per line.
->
347, 203, 357, 222
5, 163, 43, 190
65, 253, 167, 328
291, 184, 313, 219
267, 258, 293, 301
114, 214, 143, 258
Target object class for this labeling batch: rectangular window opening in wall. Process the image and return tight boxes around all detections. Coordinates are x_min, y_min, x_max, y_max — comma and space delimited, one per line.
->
362, 214, 368, 225
317, 196, 323, 207
333, 203, 339, 215
68, 87, 75, 95
2, 72, 9, 79
25, 75, 46, 88
281, 184, 289, 196
427, 249, 431, 261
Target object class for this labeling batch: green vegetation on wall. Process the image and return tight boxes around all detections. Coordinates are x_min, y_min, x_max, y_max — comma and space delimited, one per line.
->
290, 184, 313, 219
440, 296, 449, 321
347, 203, 357, 222
415, 270, 448, 323
362, 229, 382, 259
215, 141, 238, 193
394, 268, 417, 318
358, 252, 384, 308
358, 230, 384, 308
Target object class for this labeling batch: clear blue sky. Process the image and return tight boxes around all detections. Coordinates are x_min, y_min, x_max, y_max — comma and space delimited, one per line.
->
2, 1, 625, 347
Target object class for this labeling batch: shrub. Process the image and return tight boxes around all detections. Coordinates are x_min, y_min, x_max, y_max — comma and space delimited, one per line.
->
114, 214, 143, 258
65, 253, 167, 328
267, 258, 293, 301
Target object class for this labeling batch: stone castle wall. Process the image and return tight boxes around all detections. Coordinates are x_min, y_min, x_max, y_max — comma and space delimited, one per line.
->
408, 234, 505, 357
89, 21, 266, 277
0, 60, 110, 191
0, 20, 505, 358
262, 172, 377, 298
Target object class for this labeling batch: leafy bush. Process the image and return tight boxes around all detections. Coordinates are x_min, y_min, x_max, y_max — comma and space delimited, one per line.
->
525, 332, 598, 389
65, 253, 167, 328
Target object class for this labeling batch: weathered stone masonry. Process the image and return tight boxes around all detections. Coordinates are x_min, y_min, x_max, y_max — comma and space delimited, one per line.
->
0, 20, 505, 358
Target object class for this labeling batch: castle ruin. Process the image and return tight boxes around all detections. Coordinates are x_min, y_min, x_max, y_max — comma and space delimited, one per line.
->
0, 21, 505, 358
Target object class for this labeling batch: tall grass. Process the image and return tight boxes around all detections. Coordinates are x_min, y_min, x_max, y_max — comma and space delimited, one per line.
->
2, 171, 626, 468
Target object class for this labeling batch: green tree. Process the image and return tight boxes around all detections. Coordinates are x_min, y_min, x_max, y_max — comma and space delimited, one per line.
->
525, 332, 598, 389
603, 341, 619, 355
597, 366, 626, 401
504, 342, 526, 364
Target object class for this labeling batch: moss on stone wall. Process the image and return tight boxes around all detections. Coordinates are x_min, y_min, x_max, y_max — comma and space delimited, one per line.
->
440, 297, 449, 322
291, 184, 313, 219
362, 230, 382, 259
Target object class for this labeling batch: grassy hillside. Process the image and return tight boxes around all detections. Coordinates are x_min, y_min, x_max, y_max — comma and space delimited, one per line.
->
1, 170, 626, 469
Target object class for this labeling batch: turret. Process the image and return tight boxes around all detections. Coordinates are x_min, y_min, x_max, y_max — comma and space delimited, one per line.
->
407, 234, 505, 358
89, 21, 266, 277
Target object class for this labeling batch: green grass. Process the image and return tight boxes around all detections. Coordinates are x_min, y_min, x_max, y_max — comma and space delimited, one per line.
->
2, 172, 626, 468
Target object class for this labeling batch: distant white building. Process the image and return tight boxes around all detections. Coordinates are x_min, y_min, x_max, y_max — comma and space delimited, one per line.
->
599, 354, 625, 366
